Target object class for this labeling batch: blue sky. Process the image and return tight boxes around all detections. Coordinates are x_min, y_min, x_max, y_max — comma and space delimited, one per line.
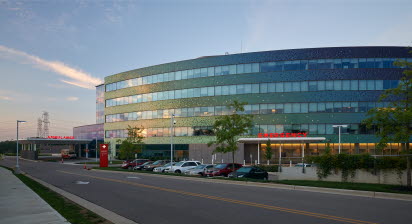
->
0, 0, 411, 140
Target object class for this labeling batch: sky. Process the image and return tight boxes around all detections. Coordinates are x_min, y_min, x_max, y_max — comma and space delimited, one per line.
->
0, 0, 411, 141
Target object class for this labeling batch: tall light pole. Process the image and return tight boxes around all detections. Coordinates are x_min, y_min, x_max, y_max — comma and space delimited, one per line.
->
95, 138, 98, 162
170, 114, 175, 171
333, 125, 348, 154
16, 120, 27, 174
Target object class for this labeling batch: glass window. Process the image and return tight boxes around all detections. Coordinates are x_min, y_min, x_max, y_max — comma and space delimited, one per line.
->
309, 124, 317, 134
194, 69, 201, 78
301, 103, 308, 113
300, 60, 308, 70
309, 103, 317, 112
358, 58, 367, 68
215, 66, 222, 76
326, 81, 333, 90
309, 81, 317, 91
181, 70, 188, 79
221, 86, 229, 95
359, 80, 367, 90
200, 68, 208, 77
292, 82, 300, 91
300, 81, 308, 91
236, 85, 245, 94
221, 66, 229, 75
244, 84, 252, 94
342, 80, 350, 90
187, 89, 194, 98
175, 71, 182, 80
260, 104, 268, 114
215, 86, 222, 95
333, 59, 342, 69
229, 85, 236, 95
237, 64, 244, 74
318, 124, 326, 134
181, 89, 188, 98
334, 102, 342, 112
244, 64, 252, 73
367, 80, 375, 90
252, 63, 259, 72
260, 83, 268, 93
251, 84, 259, 93
334, 80, 342, 90
292, 103, 300, 113
208, 67, 215, 76
375, 80, 383, 90
208, 87, 214, 96
326, 102, 333, 112
194, 88, 201, 97
308, 60, 317, 70
350, 80, 358, 90
268, 83, 276, 92
275, 104, 284, 113
229, 65, 236, 74
187, 69, 194, 79
318, 103, 325, 112
317, 81, 325, 90
284, 103, 292, 113
284, 82, 292, 92
200, 87, 208, 97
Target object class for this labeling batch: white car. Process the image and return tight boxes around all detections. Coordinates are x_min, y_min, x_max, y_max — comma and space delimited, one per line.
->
153, 162, 176, 173
165, 161, 201, 173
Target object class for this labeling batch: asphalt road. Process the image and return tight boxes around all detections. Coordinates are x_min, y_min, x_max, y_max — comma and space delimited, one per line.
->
1, 157, 412, 224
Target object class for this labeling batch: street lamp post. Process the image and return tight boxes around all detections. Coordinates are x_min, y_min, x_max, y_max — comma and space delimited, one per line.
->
95, 138, 98, 162
170, 114, 175, 171
333, 125, 348, 154
16, 120, 26, 174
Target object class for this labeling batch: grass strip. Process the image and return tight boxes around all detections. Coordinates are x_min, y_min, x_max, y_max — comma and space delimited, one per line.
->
0, 165, 112, 224
94, 167, 412, 195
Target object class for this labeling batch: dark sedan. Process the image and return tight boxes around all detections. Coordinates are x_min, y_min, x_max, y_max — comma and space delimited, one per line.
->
228, 166, 269, 180
133, 161, 153, 170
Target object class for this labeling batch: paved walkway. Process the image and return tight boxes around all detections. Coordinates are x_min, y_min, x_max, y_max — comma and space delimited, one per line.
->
0, 167, 70, 224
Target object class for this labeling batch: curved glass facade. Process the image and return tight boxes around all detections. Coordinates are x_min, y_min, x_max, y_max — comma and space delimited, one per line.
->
104, 47, 411, 159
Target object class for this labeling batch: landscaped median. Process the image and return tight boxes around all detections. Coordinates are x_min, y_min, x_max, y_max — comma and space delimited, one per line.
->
93, 166, 412, 197
0, 165, 112, 224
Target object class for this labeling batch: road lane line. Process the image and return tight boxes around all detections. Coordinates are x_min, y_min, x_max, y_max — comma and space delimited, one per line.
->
57, 170, 377, 224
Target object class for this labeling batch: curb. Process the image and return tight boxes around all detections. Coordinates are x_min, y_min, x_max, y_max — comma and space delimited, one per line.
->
25, 174, 138, 224
92, 169, 412, 202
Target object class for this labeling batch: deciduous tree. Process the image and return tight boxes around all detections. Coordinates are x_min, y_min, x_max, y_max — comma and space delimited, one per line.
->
208, 101, 253, 171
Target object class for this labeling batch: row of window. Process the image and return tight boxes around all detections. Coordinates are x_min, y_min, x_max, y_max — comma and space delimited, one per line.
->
106, 57, 410, 92
105, 101, 391, 123
106, 80, 399, 107
104, 123, 368, 138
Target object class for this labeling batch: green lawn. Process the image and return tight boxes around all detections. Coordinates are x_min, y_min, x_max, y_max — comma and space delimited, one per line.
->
94, 167, 412, 195
0, 166, 111, 224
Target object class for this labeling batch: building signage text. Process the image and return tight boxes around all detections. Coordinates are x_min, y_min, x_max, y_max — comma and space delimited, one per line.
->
257, 132, 307, 138
47, 136, 75, 139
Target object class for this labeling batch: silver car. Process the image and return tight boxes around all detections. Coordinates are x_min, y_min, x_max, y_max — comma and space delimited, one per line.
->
183, 164, 214, 176
153, 162, 176, 173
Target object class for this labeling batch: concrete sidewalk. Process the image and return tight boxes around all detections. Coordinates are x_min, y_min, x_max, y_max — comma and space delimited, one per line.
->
0, 167, 70, 224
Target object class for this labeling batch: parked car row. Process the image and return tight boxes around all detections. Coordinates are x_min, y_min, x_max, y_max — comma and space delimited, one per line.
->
122, 160, 269, 180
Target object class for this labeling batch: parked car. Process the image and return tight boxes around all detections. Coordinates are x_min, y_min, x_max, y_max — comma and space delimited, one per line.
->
205, 163, 243, 177
165, 161, 201, 173
183, 164, 214, 176
153, 162, 176, 173
228, 166, 269, 180
133, 161, 153, 170
121, 159, 149, 169
143, 160, 170, 171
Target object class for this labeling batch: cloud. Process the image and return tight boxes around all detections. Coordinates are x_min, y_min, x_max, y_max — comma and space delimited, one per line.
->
0, 45, 103, 89
66, 96, 79, 101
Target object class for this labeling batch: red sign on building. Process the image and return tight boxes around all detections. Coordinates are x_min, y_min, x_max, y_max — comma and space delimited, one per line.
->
257, 132, 308, 138
99, 144, 109, 167
47, 136, 75, 139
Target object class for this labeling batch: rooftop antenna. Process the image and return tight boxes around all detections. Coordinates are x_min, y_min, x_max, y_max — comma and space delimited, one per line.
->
42, 111, 50, 137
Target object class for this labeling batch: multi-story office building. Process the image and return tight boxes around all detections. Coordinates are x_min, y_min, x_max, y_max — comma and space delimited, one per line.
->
103, 46, 411, 163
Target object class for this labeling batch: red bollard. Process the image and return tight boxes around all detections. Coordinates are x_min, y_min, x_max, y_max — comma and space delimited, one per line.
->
83, 163, 87, 169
